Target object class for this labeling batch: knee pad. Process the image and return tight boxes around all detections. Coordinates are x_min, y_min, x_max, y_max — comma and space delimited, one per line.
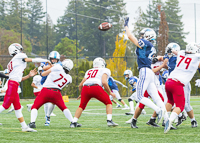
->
15, 109, 23, 118
128, 98, 133, 102
185, 104, 193, 112
135, 100, 138, 104
118, 99, 122, 102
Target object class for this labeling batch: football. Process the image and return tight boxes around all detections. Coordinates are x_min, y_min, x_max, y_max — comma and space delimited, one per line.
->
98, 22, 112, 31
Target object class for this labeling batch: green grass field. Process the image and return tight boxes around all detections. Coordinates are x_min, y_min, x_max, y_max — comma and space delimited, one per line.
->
0, 97, 200, 143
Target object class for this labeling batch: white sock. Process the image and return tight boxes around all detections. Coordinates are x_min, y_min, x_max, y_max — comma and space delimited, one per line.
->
44, 103, 48, 116
20, 121, 28, 128
164, 112, 169, 122
116, 102, 120, 106
191, 117, 195, 122
73, 117, 78, 123
31, 109, 38, 123
167, 112, 170, 117
155, 100, 167, 113
178, 112, 182, 117
151, 117, 156, 119
183, 109, 188, 116
169, 112, 178, 122
107, 114, 112, 121
11, 104, 14, 109
63, 109, 73, 122
0, 106, 5, 113
129, 101, 134, 112
125, 104, 129, 108
47, 103, 55, 117
140, 97, 160, 113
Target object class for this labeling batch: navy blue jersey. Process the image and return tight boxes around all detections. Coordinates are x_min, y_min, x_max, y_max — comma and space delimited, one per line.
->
163, 54, 177, 75
40, 61, 62, 85
108, 77, 119, 91
159, 74, 162, 85
162, 70, 169, 84
128, 76, 138, 92
135, 39, 156, 70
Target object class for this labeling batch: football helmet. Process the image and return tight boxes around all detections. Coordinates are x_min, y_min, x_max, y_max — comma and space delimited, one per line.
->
140, 28, 156, 41
165, 43, 180, 57
93, 57, 106, 68
38, 66, 43, 74
4, 69, 9, 74
186, 43, 198, 54
49, 51, 60, 64
124, 70, 133, 80
8, 43, 23, 56
62, 59, 74, 71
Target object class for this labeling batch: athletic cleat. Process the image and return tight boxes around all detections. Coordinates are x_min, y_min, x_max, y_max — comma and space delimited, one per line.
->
45, 116, 50, 126
116, 104, 122, 108
162, 120, 177, 130
126, 117, 133, 124
122, 107, 130, 110
141, 109, 146, 115
157, 108, 164, 124
22, 127, 37, 132
70, 122, 82, 128
146, 118, 160, 127
107, 120, 118, 127
164, 119, 173, 133
7, 108, 14, 113
131, 119, 138, 128
28, 122, 36, 128
27, 104, 32, 112
125, 112, 134, 115
176, 114, 187, 127
50, 112, 56, 116
191, 120, 198, 128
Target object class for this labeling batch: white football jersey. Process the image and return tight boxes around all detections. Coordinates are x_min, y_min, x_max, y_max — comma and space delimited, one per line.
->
83, 68, 111, 86
151, 61, 163, 80
169, 50, 200, 85
32, 75, 42, 93
7, 53, 27, 82
43, 64, 72, 90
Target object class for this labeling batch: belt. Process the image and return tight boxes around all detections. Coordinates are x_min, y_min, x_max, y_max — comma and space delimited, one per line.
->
46, 88, 61, 92
84, 84, 99, 87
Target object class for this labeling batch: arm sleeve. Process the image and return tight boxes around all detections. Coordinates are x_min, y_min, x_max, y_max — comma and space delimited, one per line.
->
113, 79, 126, 86
0, 73, 9, 79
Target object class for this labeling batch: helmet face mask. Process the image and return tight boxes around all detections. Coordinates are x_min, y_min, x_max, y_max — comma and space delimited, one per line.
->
8, 43, 23, 56
49, 51, 60, 64
123, 70, 133, 80
165, 43, 180, 57
93, 57, 106, 68
140, 28, 156, 42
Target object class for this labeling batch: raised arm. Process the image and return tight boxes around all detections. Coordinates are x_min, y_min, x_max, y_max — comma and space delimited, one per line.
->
124, 17, 142, 49
113, 79, 128, 88
24, 58, 51, 65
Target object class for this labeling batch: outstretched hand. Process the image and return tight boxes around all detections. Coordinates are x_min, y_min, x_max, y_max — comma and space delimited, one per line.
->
124, 17, 129, 27
29, 68, 37, 77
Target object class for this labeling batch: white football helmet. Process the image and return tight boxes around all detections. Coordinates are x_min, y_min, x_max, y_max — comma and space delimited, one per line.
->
186, 43, 198, 54
62, 59, 73, 71
140, 28, 156, 41
49, 51, 60, 64
8, 43, 23, 56
124, 70, 133, 80
38, 66, 43, 74
4, 69, 9, 74
165, 43, 180, 57
93, 57, 106, 68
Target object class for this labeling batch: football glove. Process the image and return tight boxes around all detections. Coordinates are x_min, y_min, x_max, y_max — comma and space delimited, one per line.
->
195, 79, 200, 87
152, 57, 158, 64
124, 17, 129, 27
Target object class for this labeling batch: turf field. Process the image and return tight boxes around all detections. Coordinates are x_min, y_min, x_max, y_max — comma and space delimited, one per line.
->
0, 97, 200, 143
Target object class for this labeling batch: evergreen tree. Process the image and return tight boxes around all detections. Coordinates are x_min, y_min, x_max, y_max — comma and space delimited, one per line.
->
164, 0, 187, 49
0, 0, 7, 27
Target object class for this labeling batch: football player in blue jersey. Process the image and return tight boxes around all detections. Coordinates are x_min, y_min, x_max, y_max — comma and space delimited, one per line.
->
123, 70, 146, 117
108, 77, 129, 109
41, 51, 62, 126
124, 17, 167, 128
156, 43, 197, 128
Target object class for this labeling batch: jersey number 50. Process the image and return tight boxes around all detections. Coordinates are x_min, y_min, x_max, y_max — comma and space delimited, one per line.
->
86, 69, 98, 79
